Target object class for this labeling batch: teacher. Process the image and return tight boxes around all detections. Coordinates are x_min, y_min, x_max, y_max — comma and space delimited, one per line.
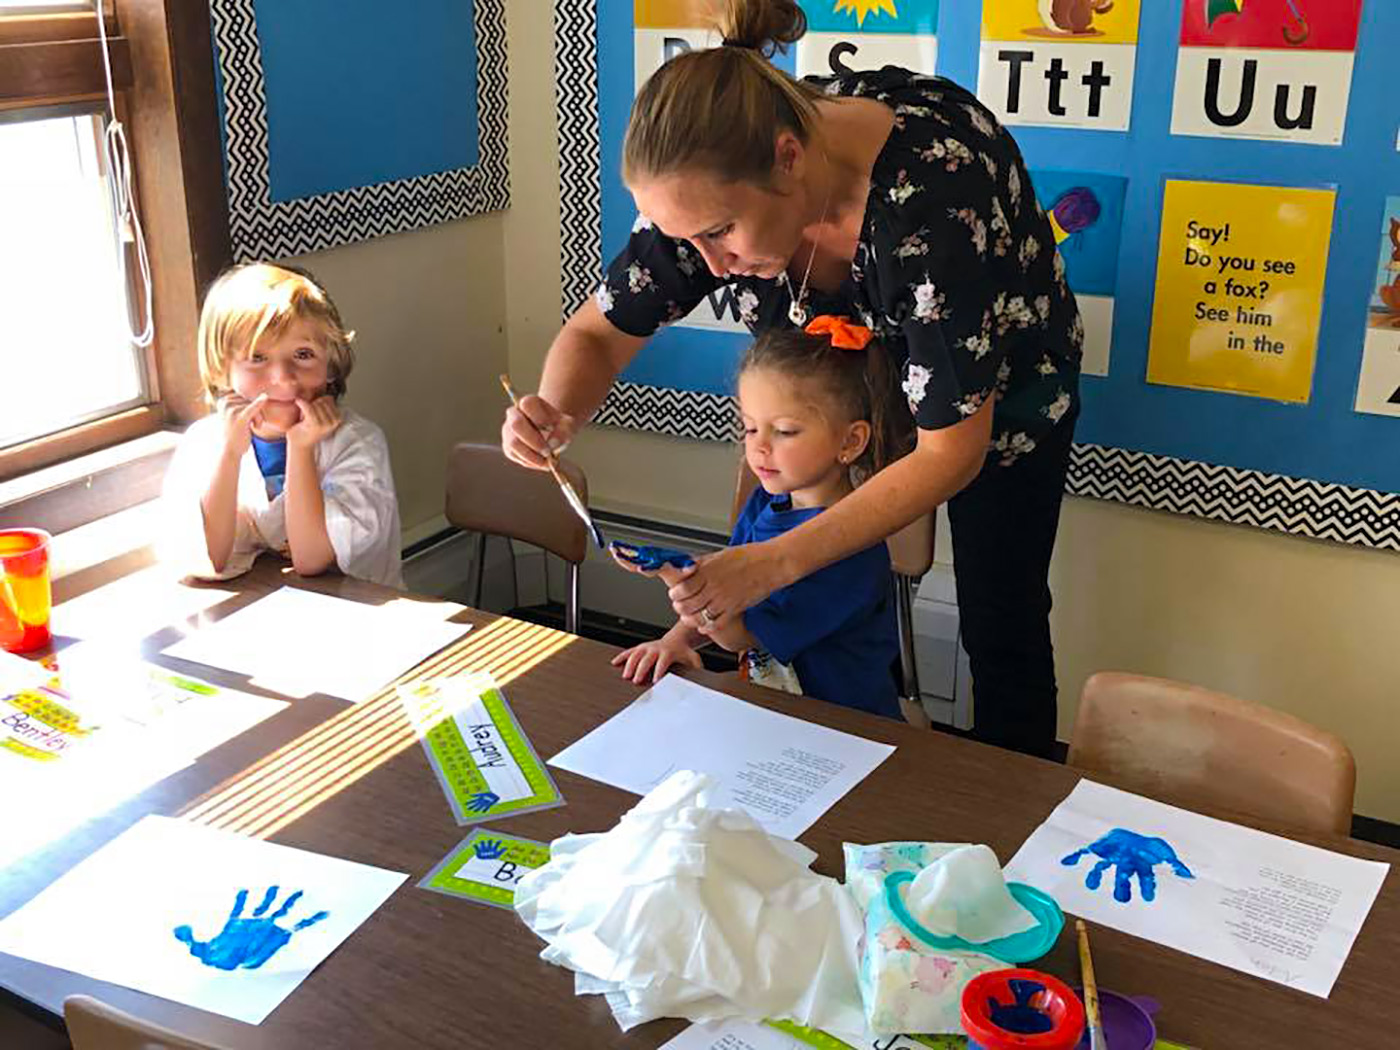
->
503, 0, 1082, 759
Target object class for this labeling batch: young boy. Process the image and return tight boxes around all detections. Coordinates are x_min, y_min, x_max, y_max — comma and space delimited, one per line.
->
160, 264, 402, 588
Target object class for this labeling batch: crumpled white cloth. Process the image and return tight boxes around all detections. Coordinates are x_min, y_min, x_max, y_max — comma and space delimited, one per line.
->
514, 770, 867, 1033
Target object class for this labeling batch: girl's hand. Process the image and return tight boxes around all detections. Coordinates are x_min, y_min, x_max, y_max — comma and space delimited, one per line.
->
670, 544, 784, 630
610, 637, 703, 685
218, 393, 268, 459
287, 396, 342, 450
609, 546, 689, 588
502, 394, 579, 470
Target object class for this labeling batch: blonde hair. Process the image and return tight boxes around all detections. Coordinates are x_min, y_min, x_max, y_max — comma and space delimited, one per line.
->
197, 263, 355, 405
623, 0, 824, 187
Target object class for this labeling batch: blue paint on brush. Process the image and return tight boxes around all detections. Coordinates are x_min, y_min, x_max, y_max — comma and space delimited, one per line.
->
173, 887, 329, 971
1062, 828, 1195, 904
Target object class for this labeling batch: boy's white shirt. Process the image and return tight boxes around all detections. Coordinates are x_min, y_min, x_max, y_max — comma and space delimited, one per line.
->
160, 408, 404, 589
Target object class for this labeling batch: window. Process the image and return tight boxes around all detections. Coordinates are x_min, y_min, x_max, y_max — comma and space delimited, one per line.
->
1, 104, 150, 449
0, 0, 230, 482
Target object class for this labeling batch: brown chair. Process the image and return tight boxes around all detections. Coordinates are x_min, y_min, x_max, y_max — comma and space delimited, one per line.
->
1069, 672, 1356, 836
64, 995, 229, 1050
731, 462, 935, 729
445, 443, 590, 634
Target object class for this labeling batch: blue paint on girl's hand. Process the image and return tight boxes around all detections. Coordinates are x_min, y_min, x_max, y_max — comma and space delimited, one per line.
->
466, 791, 500, 813
1062, 828, 1195, 904
173, 887, 329, 971
474, 838, 507, 860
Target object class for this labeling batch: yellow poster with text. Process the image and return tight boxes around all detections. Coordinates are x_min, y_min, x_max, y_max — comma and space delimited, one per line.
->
982, 0, 1140, 44
634, 0, 708, 29
1146, 180, 1334, 404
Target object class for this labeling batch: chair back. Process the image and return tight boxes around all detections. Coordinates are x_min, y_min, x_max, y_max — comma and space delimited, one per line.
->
64, 995, 230, 1050
445, 443, 589, 565
1069, 672, 1356, 836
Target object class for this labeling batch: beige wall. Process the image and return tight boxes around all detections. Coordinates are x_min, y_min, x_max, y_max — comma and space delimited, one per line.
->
283, 215, 508, 540
501, 0, 1400, 822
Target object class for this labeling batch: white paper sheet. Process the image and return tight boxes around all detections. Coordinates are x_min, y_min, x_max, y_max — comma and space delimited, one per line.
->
1004, 780, 1391, 997
660, 1019, 948, 1050
0, 655, 286, 869
0, 816, 406, 1024
660, 1020, 804, 1050
163, 587, 471, 701
0, 650, 52, 693
51, 567, 238, 644
549, 675, 894, 839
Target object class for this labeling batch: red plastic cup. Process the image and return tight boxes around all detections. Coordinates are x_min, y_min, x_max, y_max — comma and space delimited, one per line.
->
0, 529, 52, 653
962, 968, 1086, 1050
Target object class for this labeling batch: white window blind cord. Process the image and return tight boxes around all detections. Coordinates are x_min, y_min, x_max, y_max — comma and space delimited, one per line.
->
95, 1, 154, 348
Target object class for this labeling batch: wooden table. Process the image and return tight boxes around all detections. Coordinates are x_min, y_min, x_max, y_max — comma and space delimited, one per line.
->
1, 562, 1396, 1048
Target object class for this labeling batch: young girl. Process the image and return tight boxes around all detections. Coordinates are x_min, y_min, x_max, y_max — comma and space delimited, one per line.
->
612, 316, 910, 719
160, 263, 403, 588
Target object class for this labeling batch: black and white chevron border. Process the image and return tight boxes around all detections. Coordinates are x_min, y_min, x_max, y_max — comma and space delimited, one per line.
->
594, 382, 742, 442
1068, 444, 1400, 550
212, 0, 510, 261
554, 0, 602, 322
550, 4, 1400, 550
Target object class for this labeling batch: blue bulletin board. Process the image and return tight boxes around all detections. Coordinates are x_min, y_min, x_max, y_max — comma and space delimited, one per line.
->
555, 0, 1400, 549
212, 0, 509, 261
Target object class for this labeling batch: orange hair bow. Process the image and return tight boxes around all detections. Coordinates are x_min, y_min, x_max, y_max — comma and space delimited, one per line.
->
805, 315, 873, 351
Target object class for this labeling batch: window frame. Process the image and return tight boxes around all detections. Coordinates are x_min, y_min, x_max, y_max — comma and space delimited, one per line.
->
0, 0, 231, 482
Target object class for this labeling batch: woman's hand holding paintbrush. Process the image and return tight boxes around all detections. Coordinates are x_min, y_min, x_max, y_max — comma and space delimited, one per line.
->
499, 375, 605, 549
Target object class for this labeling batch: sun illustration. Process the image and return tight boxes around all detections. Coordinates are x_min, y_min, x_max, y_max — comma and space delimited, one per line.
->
833, 0, 899, 27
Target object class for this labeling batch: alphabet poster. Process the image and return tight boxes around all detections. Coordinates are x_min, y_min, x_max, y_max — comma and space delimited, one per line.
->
559, 0, 1400, 547
978, 0, 1142, 131
1354, 196, 1400, 417
1171, 0, 1364, 146
796, 1, 939, 80
1147, 179, 1335, 403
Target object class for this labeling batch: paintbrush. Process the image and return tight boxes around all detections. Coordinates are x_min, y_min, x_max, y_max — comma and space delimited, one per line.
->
1077, 919, 1108, 1050
499, 374, 606, 549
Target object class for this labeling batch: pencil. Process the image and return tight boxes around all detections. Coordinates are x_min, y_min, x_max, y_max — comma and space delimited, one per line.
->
1077, 919, 1108, 1050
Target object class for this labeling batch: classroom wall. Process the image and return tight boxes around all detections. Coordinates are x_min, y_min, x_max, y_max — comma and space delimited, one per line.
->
279, 216, 509, 541
500, 1, 1400, 823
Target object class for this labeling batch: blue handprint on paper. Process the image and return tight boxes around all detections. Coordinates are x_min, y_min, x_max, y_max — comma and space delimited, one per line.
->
1062, 828, 1194, 904
474, 838, 507, 861
467, 791, 500, 813
173, 887, 329, 970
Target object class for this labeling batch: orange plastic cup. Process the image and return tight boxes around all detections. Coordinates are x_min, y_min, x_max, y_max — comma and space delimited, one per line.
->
0, 528, 52, 653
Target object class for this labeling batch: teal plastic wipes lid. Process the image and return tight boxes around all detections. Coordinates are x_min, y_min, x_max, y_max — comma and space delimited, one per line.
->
884, 869, 1064, 963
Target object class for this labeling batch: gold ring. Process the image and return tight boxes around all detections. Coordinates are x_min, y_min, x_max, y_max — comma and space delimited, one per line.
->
700, 608, 715, 627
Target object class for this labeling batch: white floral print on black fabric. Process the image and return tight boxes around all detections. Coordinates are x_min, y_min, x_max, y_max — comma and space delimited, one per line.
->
594, 283, 615, 314
595, 68, 1081, 467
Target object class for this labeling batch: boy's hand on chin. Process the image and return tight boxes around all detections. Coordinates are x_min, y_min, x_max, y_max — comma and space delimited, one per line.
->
218, 393, 268, 459
286, 396, 342, 450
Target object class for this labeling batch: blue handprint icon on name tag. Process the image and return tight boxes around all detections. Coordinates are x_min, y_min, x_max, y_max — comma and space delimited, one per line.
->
474, 839, 507, 861
467, 791, 500, 813
174, 887, 329, 970
1061, 828, 1194, 904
